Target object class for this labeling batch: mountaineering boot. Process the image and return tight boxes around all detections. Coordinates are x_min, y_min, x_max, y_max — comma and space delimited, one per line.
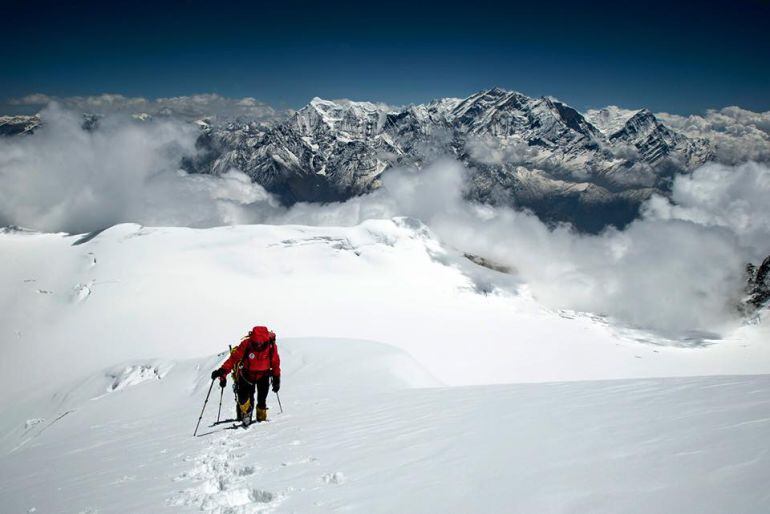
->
239, 398, 253, 427
256, 407, 268, 422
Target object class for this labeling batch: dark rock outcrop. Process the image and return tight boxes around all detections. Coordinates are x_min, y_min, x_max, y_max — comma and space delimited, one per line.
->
742, 256, 770, 314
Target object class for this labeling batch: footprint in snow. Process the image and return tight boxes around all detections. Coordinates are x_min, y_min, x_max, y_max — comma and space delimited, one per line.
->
73, 282, 93, 303
281, 456, 318, 467
169, 434, 281, 511
235, 465, 256, 476
321, 472, 346, 485
24, 418, 45, 430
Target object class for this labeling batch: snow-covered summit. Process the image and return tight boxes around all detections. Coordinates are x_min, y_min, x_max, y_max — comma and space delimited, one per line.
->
296, 97, 393, 139
584, 105, 639, 136
308, 97, 396, 113
609, 108, 712, 164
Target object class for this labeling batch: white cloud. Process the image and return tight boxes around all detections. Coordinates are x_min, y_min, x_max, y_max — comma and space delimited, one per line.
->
6, 93, 286, 122
9, 93, 56, 106
1, 107, 768, 338
643, 161, 770, 259
270, 160, 769, 338
657, 107, 770, 163
464, 135, 540, 165
0, 105, 281, 234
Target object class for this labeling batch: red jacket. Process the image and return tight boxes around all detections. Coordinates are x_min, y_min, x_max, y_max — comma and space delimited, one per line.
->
220, 326, 281, 381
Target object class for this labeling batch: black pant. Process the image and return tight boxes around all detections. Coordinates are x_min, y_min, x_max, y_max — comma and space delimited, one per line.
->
236, 374, 270, 412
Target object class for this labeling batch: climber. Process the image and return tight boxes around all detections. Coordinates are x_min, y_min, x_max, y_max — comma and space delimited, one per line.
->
211, 326, 281, 425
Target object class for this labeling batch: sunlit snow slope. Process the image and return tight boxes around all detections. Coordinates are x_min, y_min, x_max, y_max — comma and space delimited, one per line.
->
1, 342, 770, 513
1, 218, 769, 513
2, 218, 769, 394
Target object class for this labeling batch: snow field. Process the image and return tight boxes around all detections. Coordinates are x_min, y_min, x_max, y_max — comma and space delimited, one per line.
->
1, 219, 769, 512
2, 219, 769, 399
1, 340, 769, 512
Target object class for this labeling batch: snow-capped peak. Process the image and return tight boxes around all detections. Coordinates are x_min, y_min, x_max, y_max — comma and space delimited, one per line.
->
584, 106, 640, 136
183, 87, 713, 230
610, 108, 663, 140
308, 97, 393, 114
298, 97, 393, 135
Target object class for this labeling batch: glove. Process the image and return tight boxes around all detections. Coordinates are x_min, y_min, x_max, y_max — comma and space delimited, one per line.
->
219, 376, 227, 388
211, 368, 224, 380
271, 375, 281, 393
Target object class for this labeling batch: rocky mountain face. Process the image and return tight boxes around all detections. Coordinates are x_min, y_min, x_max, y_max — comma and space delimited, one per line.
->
185, 88, 713, 232
741, 256, 770, 315
0, 113, 102, 134
0, 115, 40, 136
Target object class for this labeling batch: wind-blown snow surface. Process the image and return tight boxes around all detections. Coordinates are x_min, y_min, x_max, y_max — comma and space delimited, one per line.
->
1, 219, 770, 512
2, 344, 770, 513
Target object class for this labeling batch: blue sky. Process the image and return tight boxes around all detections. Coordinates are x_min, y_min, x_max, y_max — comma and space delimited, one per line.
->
2, 0, 768, 114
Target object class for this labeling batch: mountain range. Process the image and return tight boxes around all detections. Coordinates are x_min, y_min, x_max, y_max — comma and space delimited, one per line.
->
2, 88, 718, 231
183, 88, 713, 231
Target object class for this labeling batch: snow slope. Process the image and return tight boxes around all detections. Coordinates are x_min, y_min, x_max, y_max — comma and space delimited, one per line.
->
2, 219, 770, 396
1, 219, 770, 512
1, 340, 769, 513
584, 106, 639, 137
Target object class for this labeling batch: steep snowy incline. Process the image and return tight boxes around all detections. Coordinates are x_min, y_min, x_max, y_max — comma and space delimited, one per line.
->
2, 219, 770, 400
0, 340, 769, 513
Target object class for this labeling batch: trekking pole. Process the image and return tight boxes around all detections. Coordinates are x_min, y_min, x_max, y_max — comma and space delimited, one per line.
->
216, 383, 224, 423
193, 378, 215, 437
275, 391, 283, 414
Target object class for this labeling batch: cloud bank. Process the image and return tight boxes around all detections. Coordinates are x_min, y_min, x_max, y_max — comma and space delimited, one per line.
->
275, 161, 768, 337
658, 107, 770, 164
1, 108, 768, 338
0, 105, 278, 233
8, 93, 286, 123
